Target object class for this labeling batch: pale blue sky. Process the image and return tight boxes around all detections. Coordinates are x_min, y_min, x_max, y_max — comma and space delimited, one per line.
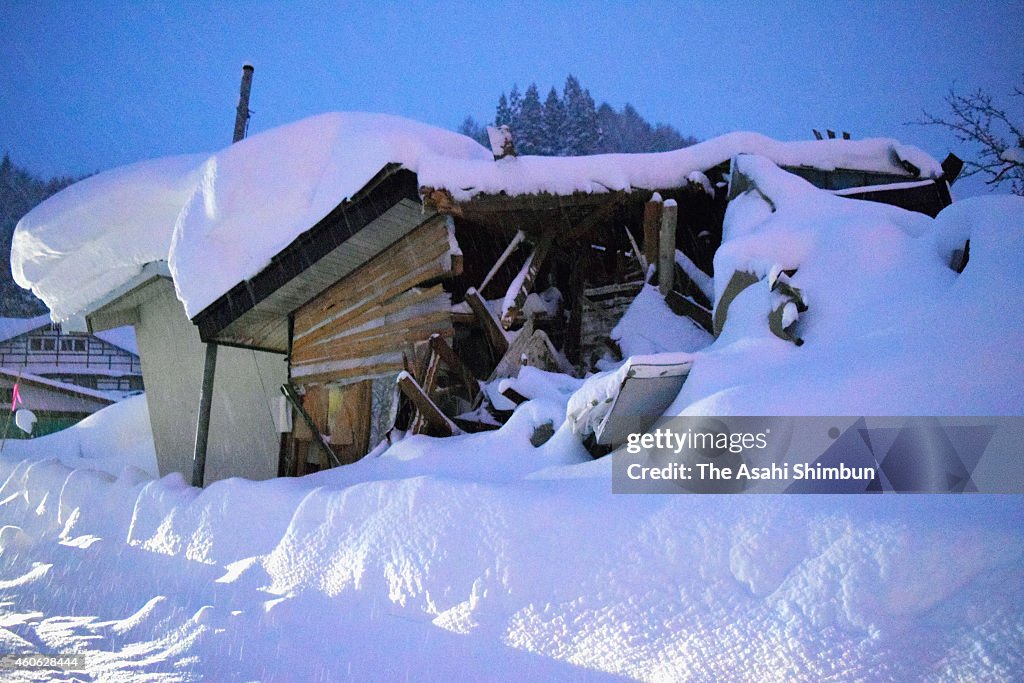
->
1, 1, 1021, 196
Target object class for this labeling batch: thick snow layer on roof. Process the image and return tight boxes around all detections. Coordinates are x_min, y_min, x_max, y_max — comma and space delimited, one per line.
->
12, 113, 490, 320
11, 110, 940, 321
11, 155, 206, 321
420, 132, 941, 201
169, 112, 492, 315
0, 314, 50, 343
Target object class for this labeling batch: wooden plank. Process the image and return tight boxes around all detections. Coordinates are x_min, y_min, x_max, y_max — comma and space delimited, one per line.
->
397, 372, 460, 436
281, 383, 341, 468
557, 196, 624, 245
429, 333, 478, 399
291, 310, 453, 366
479, 230, 525, 296
658, 201, 678, 296
296, 282, 449, 351
643, 198, 662, 275
292, 215, 451, 338
465, 287, 509, 357
500, 234, 554, 330
294, 252, 450, 344
410, 351, 443, 435
664, 291, 714, 333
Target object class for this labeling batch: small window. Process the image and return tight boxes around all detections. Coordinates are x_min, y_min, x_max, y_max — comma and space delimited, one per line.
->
30, 337, 55, 351
60, 338, 86, 352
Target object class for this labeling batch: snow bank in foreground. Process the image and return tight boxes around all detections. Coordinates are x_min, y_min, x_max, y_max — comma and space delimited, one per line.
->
0, 438, 1020, 680
670, 157, 1024, 416
2, 394, 158, 478
12, 110, 940, 321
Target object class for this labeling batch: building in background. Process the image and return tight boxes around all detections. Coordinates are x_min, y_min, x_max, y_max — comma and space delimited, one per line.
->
0, 316, 142, 437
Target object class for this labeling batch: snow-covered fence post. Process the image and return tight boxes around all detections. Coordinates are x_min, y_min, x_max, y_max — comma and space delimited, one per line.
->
191, 343, 218, 487
658, 200, 678, 296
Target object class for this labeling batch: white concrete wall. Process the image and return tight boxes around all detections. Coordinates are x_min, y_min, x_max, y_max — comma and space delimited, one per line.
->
133, 281, 286, 483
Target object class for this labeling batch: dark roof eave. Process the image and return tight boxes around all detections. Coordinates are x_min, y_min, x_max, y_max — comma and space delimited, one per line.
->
192, 164, 420, 343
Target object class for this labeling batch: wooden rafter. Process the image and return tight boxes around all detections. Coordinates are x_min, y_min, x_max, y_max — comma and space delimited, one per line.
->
429, 333, 478, 399
556, 194, 626, 245
397, 372, 460, 437
500, 234, 554, 330
465, 287, 510, 357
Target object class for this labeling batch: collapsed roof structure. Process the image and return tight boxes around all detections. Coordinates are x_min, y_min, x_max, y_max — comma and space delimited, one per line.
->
11, 112, 959, 482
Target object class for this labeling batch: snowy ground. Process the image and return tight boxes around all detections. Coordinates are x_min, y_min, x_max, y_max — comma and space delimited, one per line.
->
1, 159, 1022, 680
1, 415, 1022, 681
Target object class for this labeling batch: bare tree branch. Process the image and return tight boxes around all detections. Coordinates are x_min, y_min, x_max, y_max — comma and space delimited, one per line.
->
915, 76, 1024, 195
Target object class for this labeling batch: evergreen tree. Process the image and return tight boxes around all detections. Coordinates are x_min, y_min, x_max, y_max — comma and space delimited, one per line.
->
508, 84, 522, 127
596, 102, 623, 154
516, 84, 545, 155
457, 115, 489, 147
495, 93, 512, 127
559, 75, 600, 155
0, 154, 79, 316
465, 76, 697, 157
542, 87, 565, 155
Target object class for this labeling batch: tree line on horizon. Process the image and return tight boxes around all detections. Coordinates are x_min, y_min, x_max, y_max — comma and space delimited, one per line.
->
459, 75, 698, 156
0, 154, 77, 316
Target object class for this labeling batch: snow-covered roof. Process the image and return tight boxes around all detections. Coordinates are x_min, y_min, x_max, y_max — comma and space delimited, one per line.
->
11, 111, 942, 322
0, 314, 51, 343
93, 326, 139, 355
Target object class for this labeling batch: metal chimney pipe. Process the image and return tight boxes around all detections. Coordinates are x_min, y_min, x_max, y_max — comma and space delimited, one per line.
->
232, 64, 254, 143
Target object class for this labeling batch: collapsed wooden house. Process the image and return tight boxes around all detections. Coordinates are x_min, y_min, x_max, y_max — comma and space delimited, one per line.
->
190, 136, 960, 476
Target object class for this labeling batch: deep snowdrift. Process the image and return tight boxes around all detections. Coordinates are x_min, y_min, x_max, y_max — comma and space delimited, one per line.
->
668, 157, 1024, 416
2, 394, 158, 477
0, 421, 1020, 680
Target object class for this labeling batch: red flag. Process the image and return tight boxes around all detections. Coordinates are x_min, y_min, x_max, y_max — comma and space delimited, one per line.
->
11, 382, 21, 411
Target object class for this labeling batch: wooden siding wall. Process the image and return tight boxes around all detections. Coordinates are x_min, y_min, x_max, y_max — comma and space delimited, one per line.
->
290, 215, 457, 386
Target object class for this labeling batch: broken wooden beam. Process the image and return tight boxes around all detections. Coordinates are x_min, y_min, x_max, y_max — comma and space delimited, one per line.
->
410, 350, 443, 435
658, 200, 678, 296
664, 290, 714, 333
419, 186, 463, 217
643, 194, 663, 276
465, 287, 510, 357
280, 383, 342, 469
500, 234, 554, 330
397, 371, 460, 437
429, 333, 479, 399
479, 230, 525, 296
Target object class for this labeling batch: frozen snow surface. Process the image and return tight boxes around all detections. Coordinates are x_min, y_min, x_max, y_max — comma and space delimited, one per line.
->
11, 111, 939, 321
0, 407, 1020, 681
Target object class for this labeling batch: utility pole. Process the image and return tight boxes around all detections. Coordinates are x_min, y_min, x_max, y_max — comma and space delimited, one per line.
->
233, 64, 254, 143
